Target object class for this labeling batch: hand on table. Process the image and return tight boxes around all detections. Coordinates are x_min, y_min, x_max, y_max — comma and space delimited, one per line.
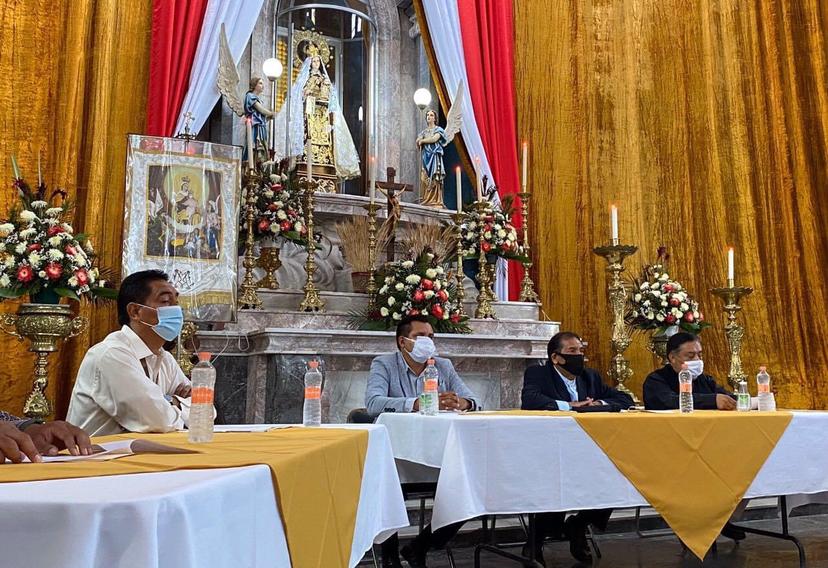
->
0, 422, 40, 463
439, 392, 471, 411
25, 421, 92, 457
570, 398, 600, 408
174, 383, 192, 398
716, 394, 737, 411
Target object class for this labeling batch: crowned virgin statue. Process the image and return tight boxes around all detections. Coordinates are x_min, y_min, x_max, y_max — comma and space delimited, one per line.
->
416, 83, 464, 208
272, 50, 360, 190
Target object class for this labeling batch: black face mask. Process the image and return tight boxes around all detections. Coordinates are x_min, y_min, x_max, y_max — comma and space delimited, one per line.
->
554, 353, 585, 376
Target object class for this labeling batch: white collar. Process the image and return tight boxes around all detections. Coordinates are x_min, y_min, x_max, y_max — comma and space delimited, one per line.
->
554, 366, 577, 384
120, 325, 157, 361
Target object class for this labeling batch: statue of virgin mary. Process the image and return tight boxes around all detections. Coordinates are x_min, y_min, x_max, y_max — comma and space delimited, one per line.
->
272, 54, 360, 187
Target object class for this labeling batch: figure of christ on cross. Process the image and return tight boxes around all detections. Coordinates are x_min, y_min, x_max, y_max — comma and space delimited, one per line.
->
375, 167, 412, 263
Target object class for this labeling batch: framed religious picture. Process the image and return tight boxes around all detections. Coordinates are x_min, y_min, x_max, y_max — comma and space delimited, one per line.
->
123, 135, 242, 322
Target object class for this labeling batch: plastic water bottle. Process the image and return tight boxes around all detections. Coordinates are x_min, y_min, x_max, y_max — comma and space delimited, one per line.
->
188, 352, 216, 443
757, 367, 775, 411
303, 361, 323, 426
678, 363, 693, 413
420, 359, 439, 416
737, 380, 751, 412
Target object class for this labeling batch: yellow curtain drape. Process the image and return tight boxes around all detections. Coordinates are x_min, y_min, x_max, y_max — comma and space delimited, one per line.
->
516, 0, 828, 408
0, 0, 152, 417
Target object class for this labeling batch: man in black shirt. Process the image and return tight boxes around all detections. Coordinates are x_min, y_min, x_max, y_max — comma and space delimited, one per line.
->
643, 332, 737, 411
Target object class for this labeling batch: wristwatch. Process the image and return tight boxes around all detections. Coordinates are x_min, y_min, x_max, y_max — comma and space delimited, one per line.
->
16, 418, 44, 431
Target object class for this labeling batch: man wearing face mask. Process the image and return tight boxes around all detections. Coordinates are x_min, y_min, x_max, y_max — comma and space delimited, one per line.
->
521, 332, 633, 565
643, 332, 737, 411
67, 270, 194, 436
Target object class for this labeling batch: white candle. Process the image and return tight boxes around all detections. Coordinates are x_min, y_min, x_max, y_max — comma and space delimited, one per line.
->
611, 205, 619, 241
728, 247, 735, 283
37, 150, 42, 187
306, 139, 312, 182
475, 157, 482, 201
455, 166, 462, 213
246, 119, 255, 170
521, 141, 528, 190
369, 156, 376, 204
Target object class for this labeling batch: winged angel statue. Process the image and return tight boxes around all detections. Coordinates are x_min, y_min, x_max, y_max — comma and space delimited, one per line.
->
216, 25, 274, 166
416, 82, 465, 208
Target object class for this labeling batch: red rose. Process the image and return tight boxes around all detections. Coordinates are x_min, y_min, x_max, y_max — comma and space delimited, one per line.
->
272, 183, 282, 191
300, 226, 308, 235
47, 226, 63, 237
288, 209, 297, 217
64, 245, 77, 256
413, 290, 425, 302
481, 242, 492, 253
450, 313, 461, 324
16, 265, 34, 283
408, 309, 420, 316
698, 312, 704, 321
421, 279, 434, 290
684, 312, 695, 323
26, 243, 42, 252
501, 241, 512, 250
268, 203, 278, 212
74, 269, 89, 286
45, 262, 63, 280
257, 220, 271, 232
437, 289, 448, 302
662, 284, 673, 293
669, 298, 680, 307
431, 304, 444, 319
280, 221, 292, 232
665, 314, 676, 324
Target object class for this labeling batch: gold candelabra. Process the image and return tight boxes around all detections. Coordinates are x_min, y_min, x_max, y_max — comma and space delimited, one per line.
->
517, 191, 541, 304
474, 201, 497, 319
256, 241, 282, 290
238, 169, 263, 310
298, 177, 325, 312
175, 321, 198, 377
593, 241, 639, 402
363, 201, 381, 298
711, 282, 753, 389
452, 212, 467, 317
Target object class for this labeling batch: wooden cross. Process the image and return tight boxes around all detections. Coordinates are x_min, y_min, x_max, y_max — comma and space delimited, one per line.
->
376, 167, 412, 263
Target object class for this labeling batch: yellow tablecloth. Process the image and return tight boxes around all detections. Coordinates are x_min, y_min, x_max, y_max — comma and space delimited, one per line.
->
0, 428, 369, 568
573, 411, 792, 559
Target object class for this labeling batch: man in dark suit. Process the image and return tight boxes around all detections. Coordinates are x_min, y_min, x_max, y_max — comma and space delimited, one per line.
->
521, 331, 634, 564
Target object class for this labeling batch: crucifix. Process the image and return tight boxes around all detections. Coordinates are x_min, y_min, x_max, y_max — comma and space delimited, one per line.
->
376, 167, 412, 263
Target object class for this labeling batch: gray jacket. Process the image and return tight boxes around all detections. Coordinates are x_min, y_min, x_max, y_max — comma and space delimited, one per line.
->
365, 352, 480, 418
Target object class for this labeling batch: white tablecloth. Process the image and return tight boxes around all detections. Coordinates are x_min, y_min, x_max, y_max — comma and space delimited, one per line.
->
0, 424, 408, 568
377, 411, 828, 530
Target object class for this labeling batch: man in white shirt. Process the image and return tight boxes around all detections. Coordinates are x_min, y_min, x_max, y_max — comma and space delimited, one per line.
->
67, 270, 193, 436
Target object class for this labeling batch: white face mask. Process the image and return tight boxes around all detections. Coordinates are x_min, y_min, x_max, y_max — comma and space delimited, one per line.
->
685, 359, 704, 379
404, 336, 437, 363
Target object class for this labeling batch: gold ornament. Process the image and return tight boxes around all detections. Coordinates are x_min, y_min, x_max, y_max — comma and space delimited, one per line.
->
711, 284, 754, 389
256, 243, 282, 290
474, 201, 497, 319
453, 212, 467, 318
175, 321, 198, 377
238, 170, 263, 310
298, 178, 325, 312
363, 201, 382, 299
517, 191, 541, 304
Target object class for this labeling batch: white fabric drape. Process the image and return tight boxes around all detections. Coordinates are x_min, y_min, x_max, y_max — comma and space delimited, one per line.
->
174, 0, 266, 136
420, 0, 507, 300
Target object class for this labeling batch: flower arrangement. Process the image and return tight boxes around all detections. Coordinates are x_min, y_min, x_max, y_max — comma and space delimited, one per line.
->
0, 160, 116, 303
352, 251, 470, 333
242, 173, 307, 243
459, 196, 526, 261
627, 248, 710, 334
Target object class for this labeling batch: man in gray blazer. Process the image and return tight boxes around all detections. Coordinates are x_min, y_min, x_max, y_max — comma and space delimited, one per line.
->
367, 315, 480, 568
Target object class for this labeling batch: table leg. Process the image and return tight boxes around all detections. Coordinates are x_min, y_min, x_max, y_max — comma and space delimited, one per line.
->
474, 513, 545, 568
729, 496, 806, 568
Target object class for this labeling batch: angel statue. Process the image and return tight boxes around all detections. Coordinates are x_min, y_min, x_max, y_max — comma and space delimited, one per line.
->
216, 25, 275, 166
416, 83, 465, 208
272, 47, 360, 191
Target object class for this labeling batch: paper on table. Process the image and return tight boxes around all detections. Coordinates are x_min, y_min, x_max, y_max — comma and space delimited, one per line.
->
37, 439, 197, 463
641, 409, 680, 413
213, 425, 291, 432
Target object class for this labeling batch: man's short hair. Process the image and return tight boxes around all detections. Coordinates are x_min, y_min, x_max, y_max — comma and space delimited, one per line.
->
547, 331, 582, 358
395, 314, 431, 340
117, 270, 170, 326
667, 332, 700, 355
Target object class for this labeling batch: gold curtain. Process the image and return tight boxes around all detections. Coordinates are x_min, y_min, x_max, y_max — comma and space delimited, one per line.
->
516, 0, 828, 408
0, 0, 152, 417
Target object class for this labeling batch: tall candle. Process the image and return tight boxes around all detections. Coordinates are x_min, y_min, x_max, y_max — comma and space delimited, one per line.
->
455, 166, 462, 213
306, 139, 312, 181
369, 156, 376, 204
728, 247, 735, 283
474, 157, 482, 200
246, 119, 255, 170
521, 141, 528, 190
37, 150, 42, 187
611, 205, 619, 241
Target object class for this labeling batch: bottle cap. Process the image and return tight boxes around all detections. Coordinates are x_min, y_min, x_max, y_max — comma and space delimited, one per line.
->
427, 358, 435, 365
308, 360, 319, 369
759, 366, 767, 372
197, 352, 211, 362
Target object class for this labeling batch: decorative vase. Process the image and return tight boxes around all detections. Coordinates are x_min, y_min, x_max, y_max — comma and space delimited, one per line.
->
351, 271, 371, 294
0, 303, 87, 419
31, 288, 61, 305
256, 240, 282, 290
648, 325, 680, 366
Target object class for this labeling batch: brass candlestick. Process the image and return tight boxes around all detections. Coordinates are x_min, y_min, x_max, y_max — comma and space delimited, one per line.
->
238, 169, 263, 310
711, 282, 754, 389
175, 321, 198, 377
593, 241, 639, 402
298, 178, 325, 312
453, 211, 467, 317
363, 201, 381, 298
256, 241, 282, 290
517, 191, 541, 304
474, 201, 497, 319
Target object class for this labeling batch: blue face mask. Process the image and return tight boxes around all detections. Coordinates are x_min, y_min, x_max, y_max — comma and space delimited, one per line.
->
135, 304, 184, 341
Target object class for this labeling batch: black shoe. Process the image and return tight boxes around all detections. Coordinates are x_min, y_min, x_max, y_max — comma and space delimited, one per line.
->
400, 544, 427, 568
381, 555, 403, 568
721, 522, 747, 541
521, 542, 546, 567
564, 517, 593, 564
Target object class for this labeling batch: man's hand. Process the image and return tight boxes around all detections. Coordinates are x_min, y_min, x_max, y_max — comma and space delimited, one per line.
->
0, 422, 40, 463
569, 398, 596, 409
25, 421, 92, 457
174, 383, 192, 398
716, 394, 737, 411
438, 392, 471, 411
412, 398, 420, 412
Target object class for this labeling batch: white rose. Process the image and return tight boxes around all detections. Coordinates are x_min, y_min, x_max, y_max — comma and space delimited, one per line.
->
68, 276, 78, 287
395, 283, 404, 291
435, 266, 445, 275
294, 222, 303, 232
680, 303, 689, 311
379, 285, 388, 294
28, 252, 42, 266
656, 314, 665, 322
661, 301, 668, 307
84, 240, 93, 253
498, 230, 507, 238
402, 261, 414, 269
380, 307, 389, 317
48, 236, 61, 247
0, 275, 9, 287
646, 311, 655, 320
270, 224, 279, 233
652, 291, 661, 298
693, 311, 700, 318
659, 273, 669, 282
643, 300, 651, 307
387, 296, 396, 306
18, 211, 36, 222
434, 281, 442, 290
0, 223, 14, 234
405, 274, 421, 284
469, 222, 477, 229
640, 282, 650, 290
634, 294, 642, 302
484, 231, 492, 239
4, 256, 14, 267
276, 210, 287, 220
425, 268, 437, 279
47, 249, 64, 261
443, 312, 450, 320
385, 277, 393, 284
14, 243, 25, 254
263, 190, 274, 198
424, 290, 435, 299
392, 312, 402, 320
38, 270, 46, 278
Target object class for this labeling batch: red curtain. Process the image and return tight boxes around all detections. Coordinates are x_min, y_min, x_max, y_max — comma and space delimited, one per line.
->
146, 0, 209, 136
457, 0, 522, 300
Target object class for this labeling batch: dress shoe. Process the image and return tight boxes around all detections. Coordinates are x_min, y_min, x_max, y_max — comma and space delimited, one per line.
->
400, 543, 428, 568
381, 555, 403, 568
521, 542, 546, 567
721, 522, 747, 541
564, 517, 593, 564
